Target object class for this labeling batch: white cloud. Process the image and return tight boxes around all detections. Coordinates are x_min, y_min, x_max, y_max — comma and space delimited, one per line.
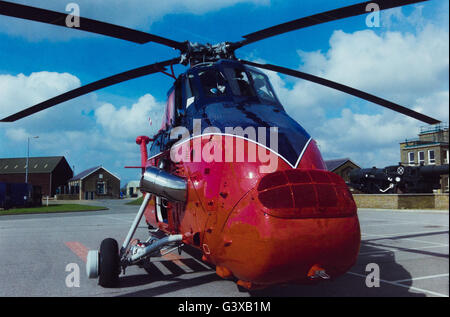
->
0, 71, 98, 135
4, 127, 28, 142
0, 71, 81, 118
296, 24, 448, 104
266, 6, 449, 168
0, 70, 158, 184
95, 93, 164, 140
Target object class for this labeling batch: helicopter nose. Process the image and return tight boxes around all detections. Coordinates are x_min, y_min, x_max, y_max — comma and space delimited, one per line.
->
209, 168, 361, 288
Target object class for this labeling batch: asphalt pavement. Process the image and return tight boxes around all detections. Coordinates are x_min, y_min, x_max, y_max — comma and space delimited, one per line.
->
0, 199, 448, 297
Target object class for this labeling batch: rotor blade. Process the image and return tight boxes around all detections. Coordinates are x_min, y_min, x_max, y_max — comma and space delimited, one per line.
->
0, 1, 185, 50
240, 59, 440, 125
0, 57, 180, 122
239, 0, 428, 47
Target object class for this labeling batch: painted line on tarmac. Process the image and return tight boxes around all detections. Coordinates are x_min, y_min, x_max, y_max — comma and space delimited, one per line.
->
64, 241, 204, 275
160, 252, 193, 273
101, 215, 134, 224
358, 217, 449, 227
362, 235, 448, 247
358, 209, 449, 214
393, 273, 449, 283
362, 230, 449, 246
150, 260, 174, 275
65, 241, 89, 263
358, 244, 449, 256
346, 271, 449, 297
361, 221, 419, 228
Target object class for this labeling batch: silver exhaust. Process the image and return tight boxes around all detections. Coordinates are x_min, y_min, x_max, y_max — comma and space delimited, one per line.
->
140, 166, 187, 202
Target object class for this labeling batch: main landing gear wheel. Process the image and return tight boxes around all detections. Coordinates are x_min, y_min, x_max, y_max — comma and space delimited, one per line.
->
98, 238, 120, 287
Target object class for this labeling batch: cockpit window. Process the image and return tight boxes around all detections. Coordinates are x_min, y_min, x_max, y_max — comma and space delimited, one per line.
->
193, 65, 279, 105
223, 67, 255, 97
198, 69, 227, 97
248, 70, 278, 103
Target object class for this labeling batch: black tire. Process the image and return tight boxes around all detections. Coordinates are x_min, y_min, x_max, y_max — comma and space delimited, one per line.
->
98, 238, 120, 287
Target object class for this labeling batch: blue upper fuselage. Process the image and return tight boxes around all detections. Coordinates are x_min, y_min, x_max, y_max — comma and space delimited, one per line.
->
150, 59, 311, 167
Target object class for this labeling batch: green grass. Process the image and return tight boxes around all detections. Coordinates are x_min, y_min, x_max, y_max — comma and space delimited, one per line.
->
125, 196, 143, 205
0, 204, 108, 216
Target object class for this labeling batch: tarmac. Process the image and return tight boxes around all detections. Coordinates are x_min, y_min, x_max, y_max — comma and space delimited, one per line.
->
0, 199, 448, 297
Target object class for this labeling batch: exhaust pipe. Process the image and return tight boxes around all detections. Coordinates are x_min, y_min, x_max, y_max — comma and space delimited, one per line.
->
140, 166, 186, 202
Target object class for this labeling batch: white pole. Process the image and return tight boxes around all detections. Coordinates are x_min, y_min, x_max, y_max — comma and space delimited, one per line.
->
25, 137, 29, 183
25, 136, 39, 184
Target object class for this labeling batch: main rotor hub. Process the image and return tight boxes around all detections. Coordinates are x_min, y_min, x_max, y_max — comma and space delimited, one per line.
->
180, 41, 237, 66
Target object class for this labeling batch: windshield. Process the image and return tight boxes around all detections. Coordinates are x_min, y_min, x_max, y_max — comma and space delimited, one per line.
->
223, 67, 255, 97
247, 70, 278, 104
223, 66, 278, 103
193, 65, 279, 105
197, 68, 227, 97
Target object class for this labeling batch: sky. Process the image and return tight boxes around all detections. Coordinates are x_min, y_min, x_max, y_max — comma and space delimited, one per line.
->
0, 0, 448, 186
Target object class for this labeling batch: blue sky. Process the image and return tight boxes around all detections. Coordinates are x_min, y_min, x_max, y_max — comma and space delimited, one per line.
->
0, 0, 448, 186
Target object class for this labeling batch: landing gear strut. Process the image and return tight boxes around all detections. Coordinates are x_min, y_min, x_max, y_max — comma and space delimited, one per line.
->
86, 193, 184, 287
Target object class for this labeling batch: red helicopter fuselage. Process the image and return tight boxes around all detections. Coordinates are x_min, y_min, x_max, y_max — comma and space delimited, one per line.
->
137, 59, 361, 289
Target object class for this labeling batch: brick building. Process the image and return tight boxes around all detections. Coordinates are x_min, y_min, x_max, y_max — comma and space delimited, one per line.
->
324, 158, 361, 183
400, 124, 449, 192
0, 156, 73, 197
67, 166, 120, 200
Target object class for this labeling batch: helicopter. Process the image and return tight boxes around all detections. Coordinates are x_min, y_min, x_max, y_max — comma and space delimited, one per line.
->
0, 0, 442, 290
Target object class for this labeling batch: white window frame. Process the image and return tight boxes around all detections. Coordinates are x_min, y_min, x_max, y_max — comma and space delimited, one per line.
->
408, 152, 415, 165
418, 151, 425, 165
428, 150, 435, 165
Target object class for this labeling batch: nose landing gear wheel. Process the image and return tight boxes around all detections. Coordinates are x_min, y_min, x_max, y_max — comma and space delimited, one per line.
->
98, 238, 120, 287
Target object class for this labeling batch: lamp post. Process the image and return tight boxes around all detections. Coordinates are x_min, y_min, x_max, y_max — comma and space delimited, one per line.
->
25, 136, 39, 183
